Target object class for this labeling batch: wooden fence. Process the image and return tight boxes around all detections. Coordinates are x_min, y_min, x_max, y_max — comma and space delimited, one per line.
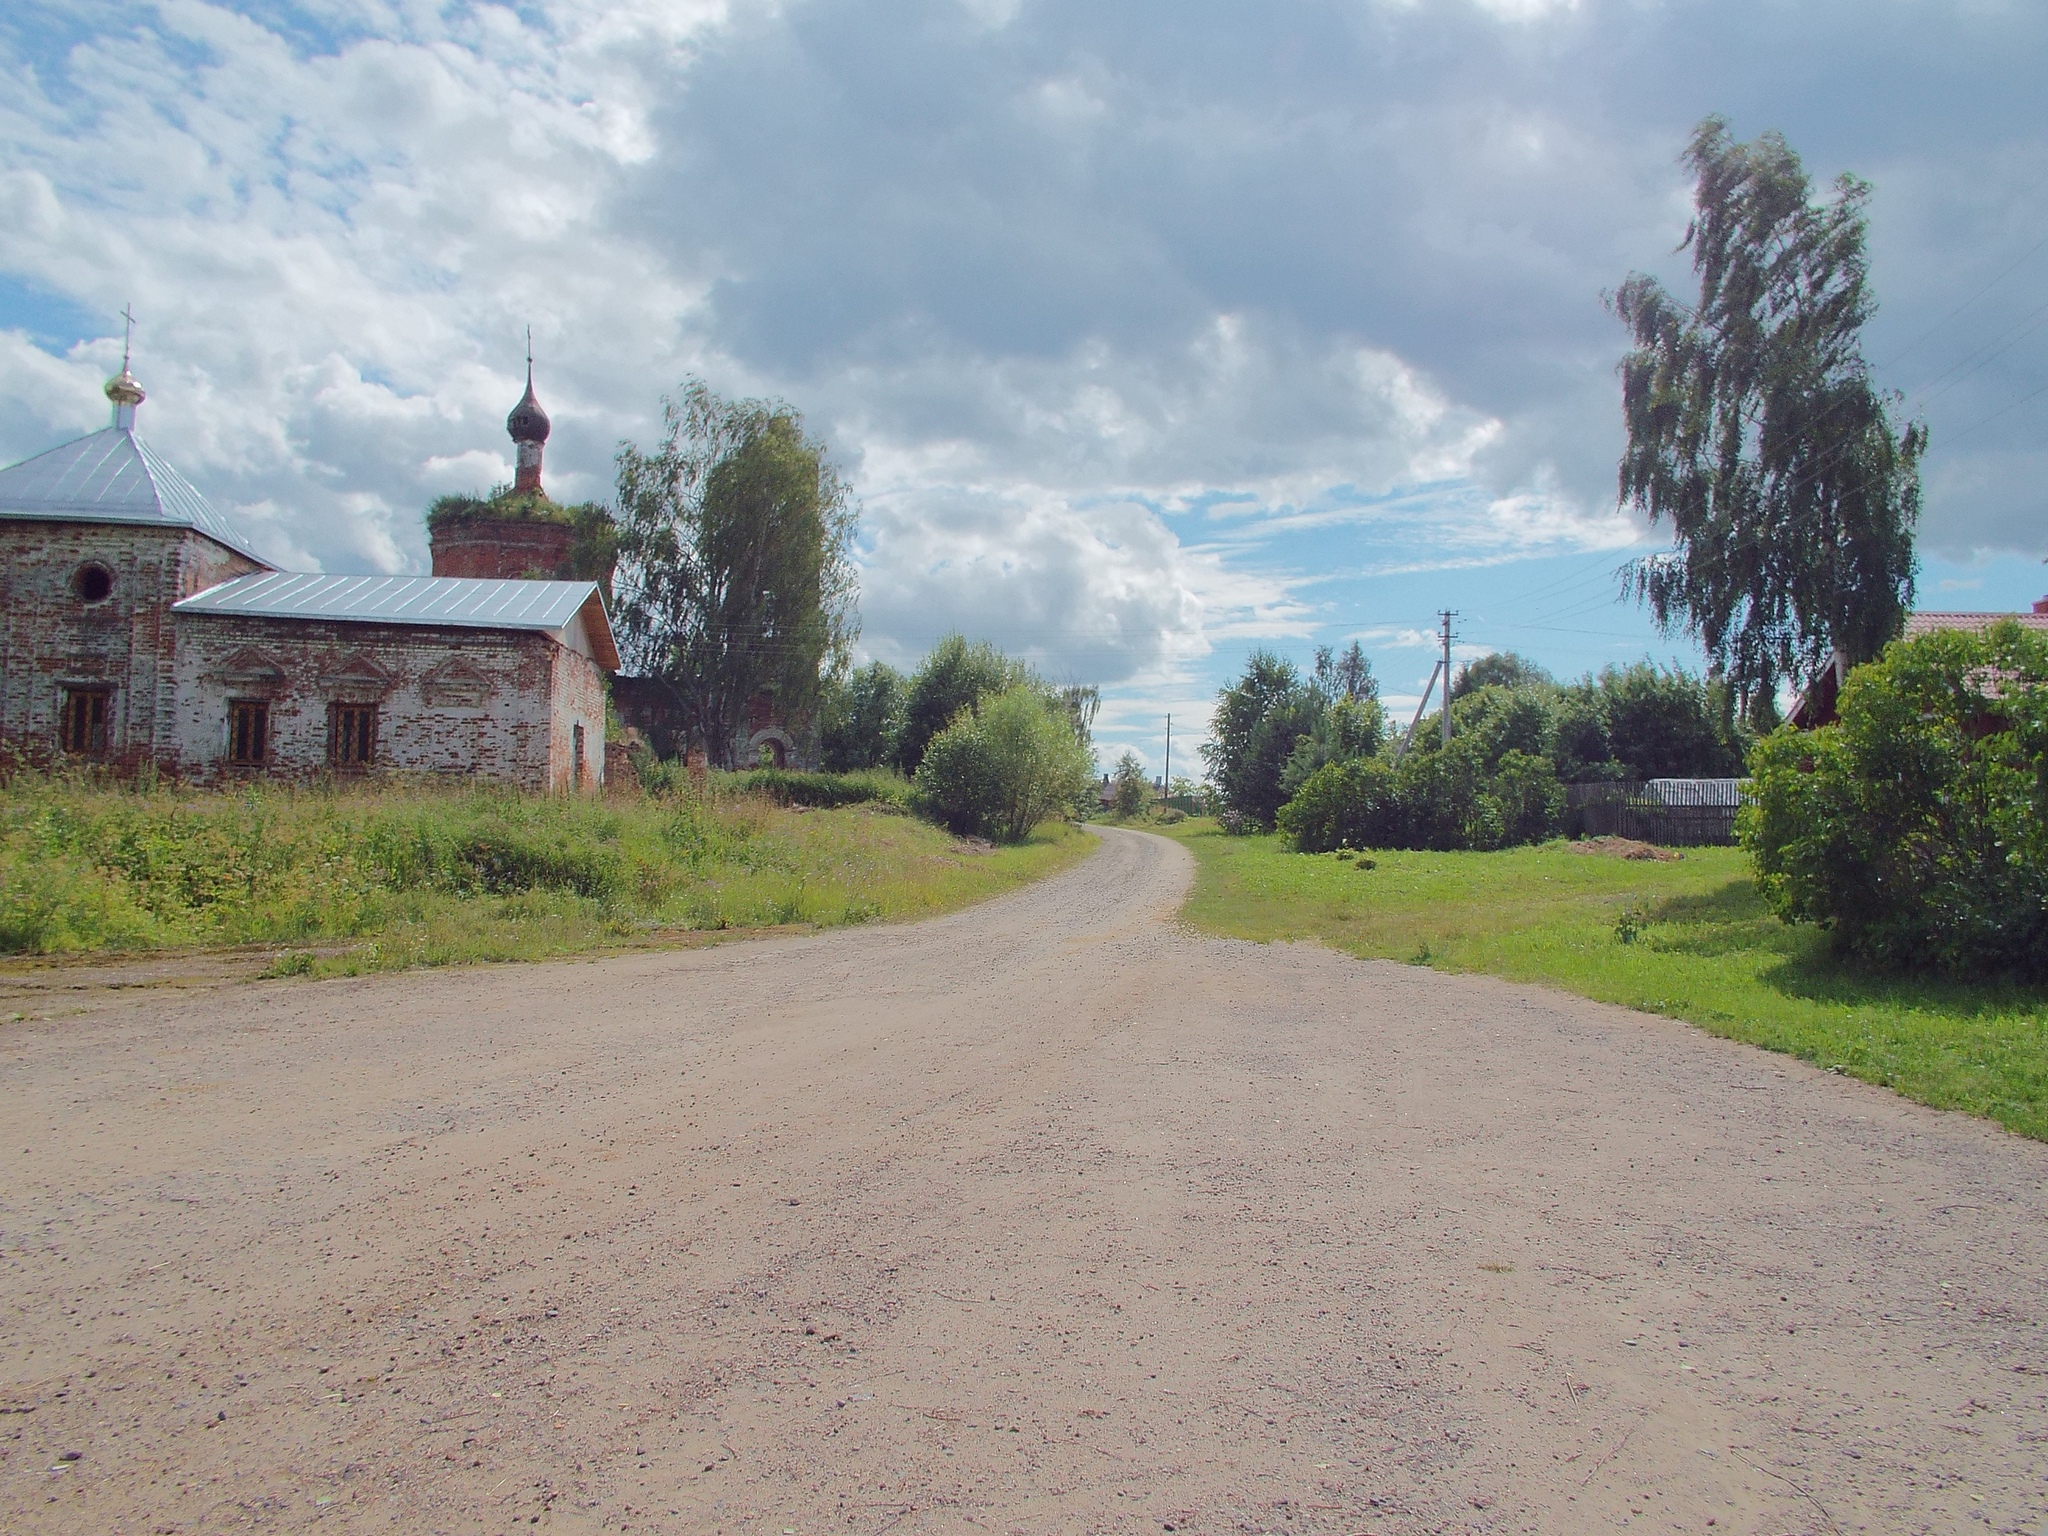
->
1564, 779, 1745, 847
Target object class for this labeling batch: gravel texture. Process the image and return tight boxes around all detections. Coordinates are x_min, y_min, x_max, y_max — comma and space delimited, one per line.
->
2, 826, 2045, 1533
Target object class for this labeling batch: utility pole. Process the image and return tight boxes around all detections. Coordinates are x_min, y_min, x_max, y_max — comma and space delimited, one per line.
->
1439, 610, 1457, 747
1162, 713, 1172, 805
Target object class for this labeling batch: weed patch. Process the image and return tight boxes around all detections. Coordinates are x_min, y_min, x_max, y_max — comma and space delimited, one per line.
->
0, 773, 1092, 976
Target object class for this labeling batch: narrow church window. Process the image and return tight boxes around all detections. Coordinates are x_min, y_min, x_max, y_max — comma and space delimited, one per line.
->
572, 722, 585, 790
329, 703, 377, 769
72, 563, 114, 604
228, 700, 269, 767
58, 688, 109, 758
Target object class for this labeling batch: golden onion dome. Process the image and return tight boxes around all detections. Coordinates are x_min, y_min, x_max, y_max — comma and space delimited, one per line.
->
104, 368, 146, 409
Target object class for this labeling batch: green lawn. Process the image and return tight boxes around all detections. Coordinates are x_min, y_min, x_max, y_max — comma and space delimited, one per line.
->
1161, 820, 2048, 1142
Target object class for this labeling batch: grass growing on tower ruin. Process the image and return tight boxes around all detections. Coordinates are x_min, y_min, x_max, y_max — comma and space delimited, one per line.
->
1158, 819, 2048, 1142
0, 771, 1092, 978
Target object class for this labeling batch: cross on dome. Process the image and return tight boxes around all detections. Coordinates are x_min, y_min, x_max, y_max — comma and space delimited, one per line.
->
105, 302, 145, 428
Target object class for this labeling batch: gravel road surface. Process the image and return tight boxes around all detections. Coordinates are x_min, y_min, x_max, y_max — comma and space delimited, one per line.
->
3, 826, 2045, 1534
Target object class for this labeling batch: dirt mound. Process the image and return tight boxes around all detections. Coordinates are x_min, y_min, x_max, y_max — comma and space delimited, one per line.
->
1570, 835, 1684, 861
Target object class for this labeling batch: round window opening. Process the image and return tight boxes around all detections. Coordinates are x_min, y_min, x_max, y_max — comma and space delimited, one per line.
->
73, 564, 114, 604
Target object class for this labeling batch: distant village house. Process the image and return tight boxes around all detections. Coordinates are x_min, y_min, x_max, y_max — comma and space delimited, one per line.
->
1788, 596, 2048, 729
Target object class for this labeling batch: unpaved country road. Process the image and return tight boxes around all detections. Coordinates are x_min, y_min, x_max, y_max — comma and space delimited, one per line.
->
3, 828, 2045, 1536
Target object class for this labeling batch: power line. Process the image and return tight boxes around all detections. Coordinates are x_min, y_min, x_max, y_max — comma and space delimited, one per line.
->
1938, 377, 2048, 450
1875, 230, 2048, 372
1489, 547, 1632, 609
1906, 297, 2048, 408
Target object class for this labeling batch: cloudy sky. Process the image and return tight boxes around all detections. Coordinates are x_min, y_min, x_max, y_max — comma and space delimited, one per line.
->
3, 0, 2043, 772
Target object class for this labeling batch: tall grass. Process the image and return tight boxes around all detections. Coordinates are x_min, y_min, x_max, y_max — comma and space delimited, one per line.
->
0, 771, 1089, 975
714, 766, 912, 808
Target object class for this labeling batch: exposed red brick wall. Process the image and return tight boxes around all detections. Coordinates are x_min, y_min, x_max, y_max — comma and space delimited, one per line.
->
548, 623, 611, 792
0, 522, 264, 770
4, 519, 609, 789
171, 614, 605, 791
429, 518, 576, 580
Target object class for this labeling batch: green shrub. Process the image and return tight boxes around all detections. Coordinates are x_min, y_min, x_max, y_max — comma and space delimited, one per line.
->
913, 686, 1095, 842
1387, 745, 1502, 850
910, 718, 1001, 836
1279, 694, 1384, 802
1276, 742, 1563, 853
897, 636, 1029, 775
1490, 749, 1568, 847
1276, 756, 1398, 852
1743, 620, 2048, 977
1405, 655, 1749, 783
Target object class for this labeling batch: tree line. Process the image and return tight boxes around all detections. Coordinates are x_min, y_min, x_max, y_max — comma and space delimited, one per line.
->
1202, 646, 1749, 852
815, 636, 1098, 842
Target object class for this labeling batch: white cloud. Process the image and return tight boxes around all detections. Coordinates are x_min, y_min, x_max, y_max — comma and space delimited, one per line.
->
0, 0, 722, 569
0, 0, 2038, 745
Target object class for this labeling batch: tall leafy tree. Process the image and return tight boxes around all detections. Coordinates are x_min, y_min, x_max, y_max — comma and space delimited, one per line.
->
820, 660, 907, 771
1315, 641, 1377, 703
1058, 684, 1102, 755
1613, 117, 1926, 726
613, 381, 858, 766
1451, 651, 1552, 701
1202, 651, 1322, 829
896, 635, 1027, 774
1110, 751, 1150, 818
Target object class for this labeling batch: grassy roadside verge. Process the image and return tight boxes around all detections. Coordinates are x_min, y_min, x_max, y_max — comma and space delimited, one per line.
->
1157, 818, 2048, 1142
0, 775, 1094, 981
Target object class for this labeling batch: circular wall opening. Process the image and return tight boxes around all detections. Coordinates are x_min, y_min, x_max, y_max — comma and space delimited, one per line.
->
73, 564, 114, 603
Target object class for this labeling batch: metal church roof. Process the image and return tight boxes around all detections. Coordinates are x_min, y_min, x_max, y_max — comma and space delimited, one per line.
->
0, 427, 270, 564
172, 572, 620, 669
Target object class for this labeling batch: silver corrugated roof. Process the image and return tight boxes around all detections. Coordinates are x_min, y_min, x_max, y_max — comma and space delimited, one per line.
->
0, 427, 269, 563
1643, 778, 1745, 807
171, 572, 619, 668
174, 571, 590, 628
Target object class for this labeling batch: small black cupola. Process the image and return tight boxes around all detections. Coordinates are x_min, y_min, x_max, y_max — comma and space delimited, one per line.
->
507, 338, 551, 493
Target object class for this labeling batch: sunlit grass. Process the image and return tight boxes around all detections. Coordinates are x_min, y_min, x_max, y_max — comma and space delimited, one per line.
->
1161, 820, 2048, 1141
0, 771, 1093, 977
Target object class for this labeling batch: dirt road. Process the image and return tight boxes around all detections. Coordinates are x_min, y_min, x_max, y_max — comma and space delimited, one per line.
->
3, 827, 2044, 1535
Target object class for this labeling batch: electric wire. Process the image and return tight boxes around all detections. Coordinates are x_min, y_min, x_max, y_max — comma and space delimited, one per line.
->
1905, 297, 2048, 409
1873, 230, 2048, 371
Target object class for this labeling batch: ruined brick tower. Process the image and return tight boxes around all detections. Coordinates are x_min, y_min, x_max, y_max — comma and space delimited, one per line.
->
428, 360, 579, 580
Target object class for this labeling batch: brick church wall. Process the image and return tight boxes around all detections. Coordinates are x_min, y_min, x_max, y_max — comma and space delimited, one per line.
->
547, 610, 612, 792
429, 517, 576, 580
0, 522, 264, 770
170, 614, 607, 791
